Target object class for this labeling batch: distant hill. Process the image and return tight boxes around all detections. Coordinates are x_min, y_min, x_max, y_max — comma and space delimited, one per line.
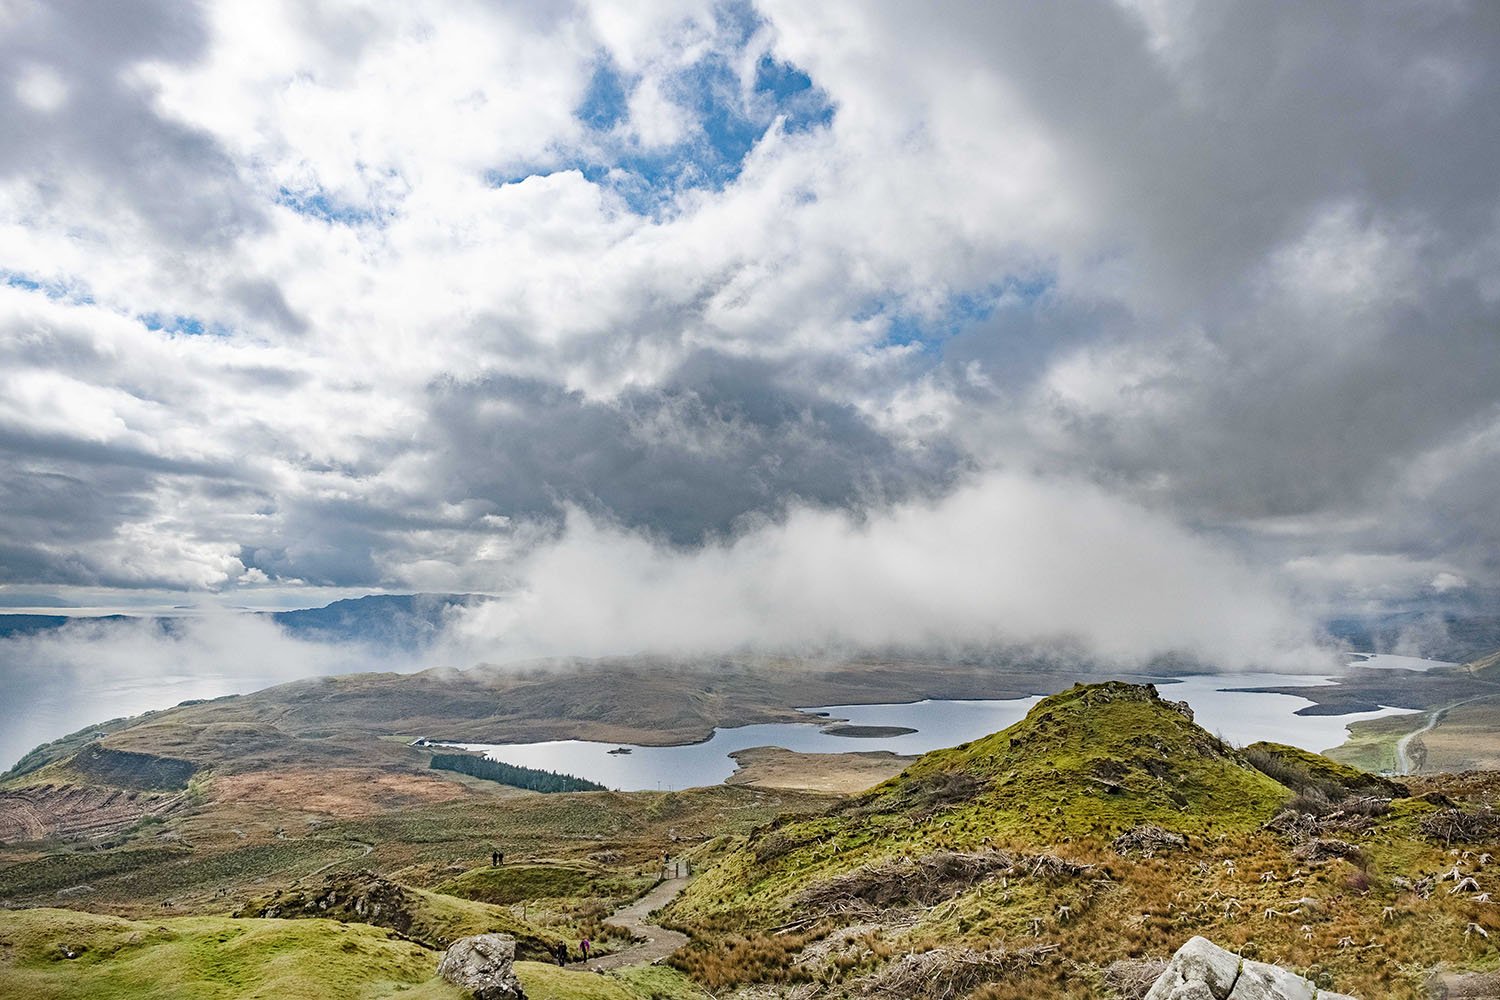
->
270, 593, 480, 650
0, 613, 134, 638
0, 593, 479, 650
1325, 608, 1500, 662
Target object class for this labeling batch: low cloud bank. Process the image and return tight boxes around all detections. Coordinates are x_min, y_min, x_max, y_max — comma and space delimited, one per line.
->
448, 472, 1330, 671
1, 472, 1335, 771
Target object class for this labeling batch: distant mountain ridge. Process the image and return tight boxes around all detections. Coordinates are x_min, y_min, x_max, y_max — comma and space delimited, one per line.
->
1326, 605, 1500, 663
0, 593, 480, 650
269, 593, 481, 649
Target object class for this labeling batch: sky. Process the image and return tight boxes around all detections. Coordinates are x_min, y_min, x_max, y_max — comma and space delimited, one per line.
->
3, 1, 1500, 676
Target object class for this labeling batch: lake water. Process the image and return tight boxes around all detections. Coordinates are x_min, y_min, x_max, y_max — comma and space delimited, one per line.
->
1347, 652, 1456, 672
448, 667, 1436, 791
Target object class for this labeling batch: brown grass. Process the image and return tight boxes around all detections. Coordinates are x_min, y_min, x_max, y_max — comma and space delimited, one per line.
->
210, 767, 474, 817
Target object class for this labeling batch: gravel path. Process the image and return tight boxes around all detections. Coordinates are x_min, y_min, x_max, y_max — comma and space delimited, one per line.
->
1395, 695, 1492, 774
568, 875, 690, 971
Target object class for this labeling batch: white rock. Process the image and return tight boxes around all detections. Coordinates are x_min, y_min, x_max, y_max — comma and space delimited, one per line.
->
1145, 937, 1241, 999
1145, 936, 1358, 1000
437, 933, 527, 1000
1228, 961, 1315, 1000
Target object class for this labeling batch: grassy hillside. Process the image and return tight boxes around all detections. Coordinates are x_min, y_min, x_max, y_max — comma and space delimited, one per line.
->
0, 908, 711, 1000
0, 773, 835, 951
236, 870, 572, 959
662, 682, 1500, 1000
670, 683, 1287, 925
1243, 741, 1407, 800
437, 862, 653, 907
0, 907, 464, 999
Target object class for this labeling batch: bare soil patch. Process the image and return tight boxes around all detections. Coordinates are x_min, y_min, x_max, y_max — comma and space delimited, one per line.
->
0, 785, 183, 843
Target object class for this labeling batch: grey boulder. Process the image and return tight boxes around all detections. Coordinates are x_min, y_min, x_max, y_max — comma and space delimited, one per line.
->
437, 933, 527, 1000
1145, 937, 1356, 1000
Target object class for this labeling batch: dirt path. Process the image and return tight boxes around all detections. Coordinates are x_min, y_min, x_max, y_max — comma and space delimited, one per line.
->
569, 875, 689, 971
1396, 696, 1492, 774
308, 840, 374, 877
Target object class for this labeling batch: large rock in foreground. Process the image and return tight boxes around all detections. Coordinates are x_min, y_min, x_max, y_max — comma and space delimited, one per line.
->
1145, 937, 1356, 1000
438, 934, 526, 1000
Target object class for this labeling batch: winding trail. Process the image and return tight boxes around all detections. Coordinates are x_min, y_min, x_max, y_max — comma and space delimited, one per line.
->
569, 875, 690, 971
1395, 696, 1493, 775
308, 840, 374, 877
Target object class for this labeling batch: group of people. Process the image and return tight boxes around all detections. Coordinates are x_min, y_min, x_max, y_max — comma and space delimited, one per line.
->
485, 848, 592, 965
554, 937, 592, 966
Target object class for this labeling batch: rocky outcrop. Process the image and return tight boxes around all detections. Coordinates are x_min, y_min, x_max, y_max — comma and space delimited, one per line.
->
1145, 937, 1357, 1000
242, 871, 423, 939
438, 934, 526, 1000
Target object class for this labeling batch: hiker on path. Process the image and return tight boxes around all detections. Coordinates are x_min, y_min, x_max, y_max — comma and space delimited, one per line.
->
580, 937, 591, 961
554, 941, 568, 966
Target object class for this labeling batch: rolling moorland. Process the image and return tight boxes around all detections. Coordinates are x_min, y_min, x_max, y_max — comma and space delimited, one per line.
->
2, 645, 1500, 997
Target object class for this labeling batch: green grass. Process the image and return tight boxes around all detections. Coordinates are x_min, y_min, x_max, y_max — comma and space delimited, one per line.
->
1328, 713, 1427, 773
0, 847, 191, 898
0, 907, 463, 999
0, 908, 711, 1000
607, 965, 713, 1000
512, 964, 713, 1000
239, 871, 568, 959
516, 962, 639, 1000
436, 863, 652, 906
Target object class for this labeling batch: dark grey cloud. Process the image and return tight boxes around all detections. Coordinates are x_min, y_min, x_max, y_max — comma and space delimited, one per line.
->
0, 460, 156, 586
422, 350, 964, 546
0, 0, 264, 250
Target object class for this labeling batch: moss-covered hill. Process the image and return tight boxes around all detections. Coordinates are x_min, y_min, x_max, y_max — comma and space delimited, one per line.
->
663, 682, 1500, 1000
869, 681, 1289, 836
671, 683, 1288, 922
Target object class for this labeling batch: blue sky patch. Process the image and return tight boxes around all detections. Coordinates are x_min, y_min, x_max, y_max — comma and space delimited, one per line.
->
868, 277, 1057, 355
577, 59, 630, 131
753, 56, 835, 134
540, 1, 835, 217
138, 313, 221, 337
275, 186, 384, 227
1, 268, 93, 304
